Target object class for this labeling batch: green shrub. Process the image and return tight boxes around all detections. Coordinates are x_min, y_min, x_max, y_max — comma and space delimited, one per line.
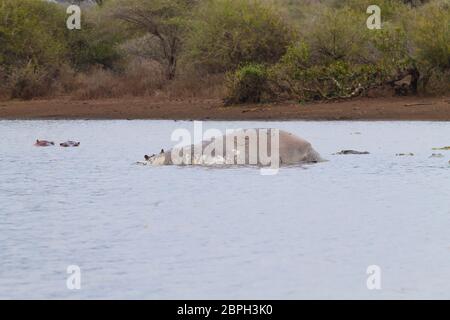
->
183, 0, 295, 74
366, 23, 415, 89
0, 0, 67, 69
269, 41, 388, 102
0, 0, 448, 101
335, 0, 409, 20
409, 1, 450, 73
280, 43, 311, 71
0, 66, 9, 100
0, 0, 122, 98
272, 62, 383, 102
261, 1, 448, 102
224, 64, 270, 105
66, 14, 123, 71
8, 63, 58, 100
302, 6, 370, 64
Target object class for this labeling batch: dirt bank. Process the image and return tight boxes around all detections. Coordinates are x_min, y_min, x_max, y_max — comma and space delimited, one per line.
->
0, 96, 449, 120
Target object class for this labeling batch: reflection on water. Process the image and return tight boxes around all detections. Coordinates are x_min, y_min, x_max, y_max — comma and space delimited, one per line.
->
0, 120, 449, 299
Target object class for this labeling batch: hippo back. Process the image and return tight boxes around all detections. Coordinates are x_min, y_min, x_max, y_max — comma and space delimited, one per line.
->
142, 129, 322, 166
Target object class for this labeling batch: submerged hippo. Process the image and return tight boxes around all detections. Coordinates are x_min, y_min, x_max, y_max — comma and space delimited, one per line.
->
60, 141, 80, 147
139, 129, 323, 167
34, 140, 54, 147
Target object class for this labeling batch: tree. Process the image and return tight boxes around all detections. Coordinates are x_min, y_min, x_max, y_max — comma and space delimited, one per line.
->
109, 0, 195, 79
409, 0, 450, 92
0, 0, 67, 69
183, 0, 294, 74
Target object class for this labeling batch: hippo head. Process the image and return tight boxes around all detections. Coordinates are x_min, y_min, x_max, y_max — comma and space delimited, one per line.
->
144, 149, 171, 165
279, 142, 323, 164
36, 140, 54, 146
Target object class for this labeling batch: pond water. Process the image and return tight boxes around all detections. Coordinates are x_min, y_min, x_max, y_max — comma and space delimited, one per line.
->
0, 120, 449, 299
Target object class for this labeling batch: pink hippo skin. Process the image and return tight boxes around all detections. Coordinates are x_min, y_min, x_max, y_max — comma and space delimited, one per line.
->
34, 140, 55, 147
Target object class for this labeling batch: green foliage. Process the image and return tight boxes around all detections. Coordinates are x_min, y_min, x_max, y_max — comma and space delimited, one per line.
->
66, 10, 123, 70
184, 0, 294, 74
253, 0, 450, 103
280, 42, 311, 70
334, 0, 409, 19
0, 0, 121, 98
224, 64, 270, 104
410, 0, 450, 70
270, 45, 385, 102
107, 0, 194, 78
368, 23, 412, 79
0, 0, 67, 69
0, 0, 121, 70
0, 0, 448, 101
7, 63, 57, 100
0, 0, 69, 99
302, 6, 370, 64
407, 0, 450, 92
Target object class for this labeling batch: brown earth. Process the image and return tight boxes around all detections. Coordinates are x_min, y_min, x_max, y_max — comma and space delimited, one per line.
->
0, 96, 449, 120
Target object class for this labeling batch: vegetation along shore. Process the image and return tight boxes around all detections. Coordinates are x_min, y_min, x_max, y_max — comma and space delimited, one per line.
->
0, 0, 448, 119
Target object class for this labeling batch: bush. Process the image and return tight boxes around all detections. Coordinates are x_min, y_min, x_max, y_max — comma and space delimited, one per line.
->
73, 58, 166, 99
0, 0, 122, 99
301, 6, 370, 64
7, 64, 58, 100
224, 64, 270, 105
368, 24, 410, 69
183, 0, 295, 74
412, 1, 450, 70
0, 0, 448, 101
367, 24, 416, 90
66, 10, 123, 71
0, 0, 67, 69
271, 58, 384, 101
335, 0, 409, 20
0, 66, 9, 100
252, 1, 448, 103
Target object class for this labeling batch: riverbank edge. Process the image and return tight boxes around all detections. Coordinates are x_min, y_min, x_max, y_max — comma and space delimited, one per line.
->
0, 96, 449, 121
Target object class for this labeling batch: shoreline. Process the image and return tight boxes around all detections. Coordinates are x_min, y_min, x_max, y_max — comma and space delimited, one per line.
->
0, 96, 449, 121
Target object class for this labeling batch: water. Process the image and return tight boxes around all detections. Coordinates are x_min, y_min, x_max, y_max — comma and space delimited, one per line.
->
0, 120, 449, 299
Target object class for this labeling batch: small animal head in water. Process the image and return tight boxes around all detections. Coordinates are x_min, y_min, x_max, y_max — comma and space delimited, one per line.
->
59, 141, 80, 147
35, 140, 54, 146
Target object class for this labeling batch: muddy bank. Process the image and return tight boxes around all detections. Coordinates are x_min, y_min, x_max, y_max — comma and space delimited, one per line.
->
0, 96, 449, 121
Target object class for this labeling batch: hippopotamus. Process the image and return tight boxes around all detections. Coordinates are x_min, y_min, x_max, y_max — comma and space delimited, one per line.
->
139, 129, 323, 168
34, 140, 54, 147
60, 141, 80, 147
